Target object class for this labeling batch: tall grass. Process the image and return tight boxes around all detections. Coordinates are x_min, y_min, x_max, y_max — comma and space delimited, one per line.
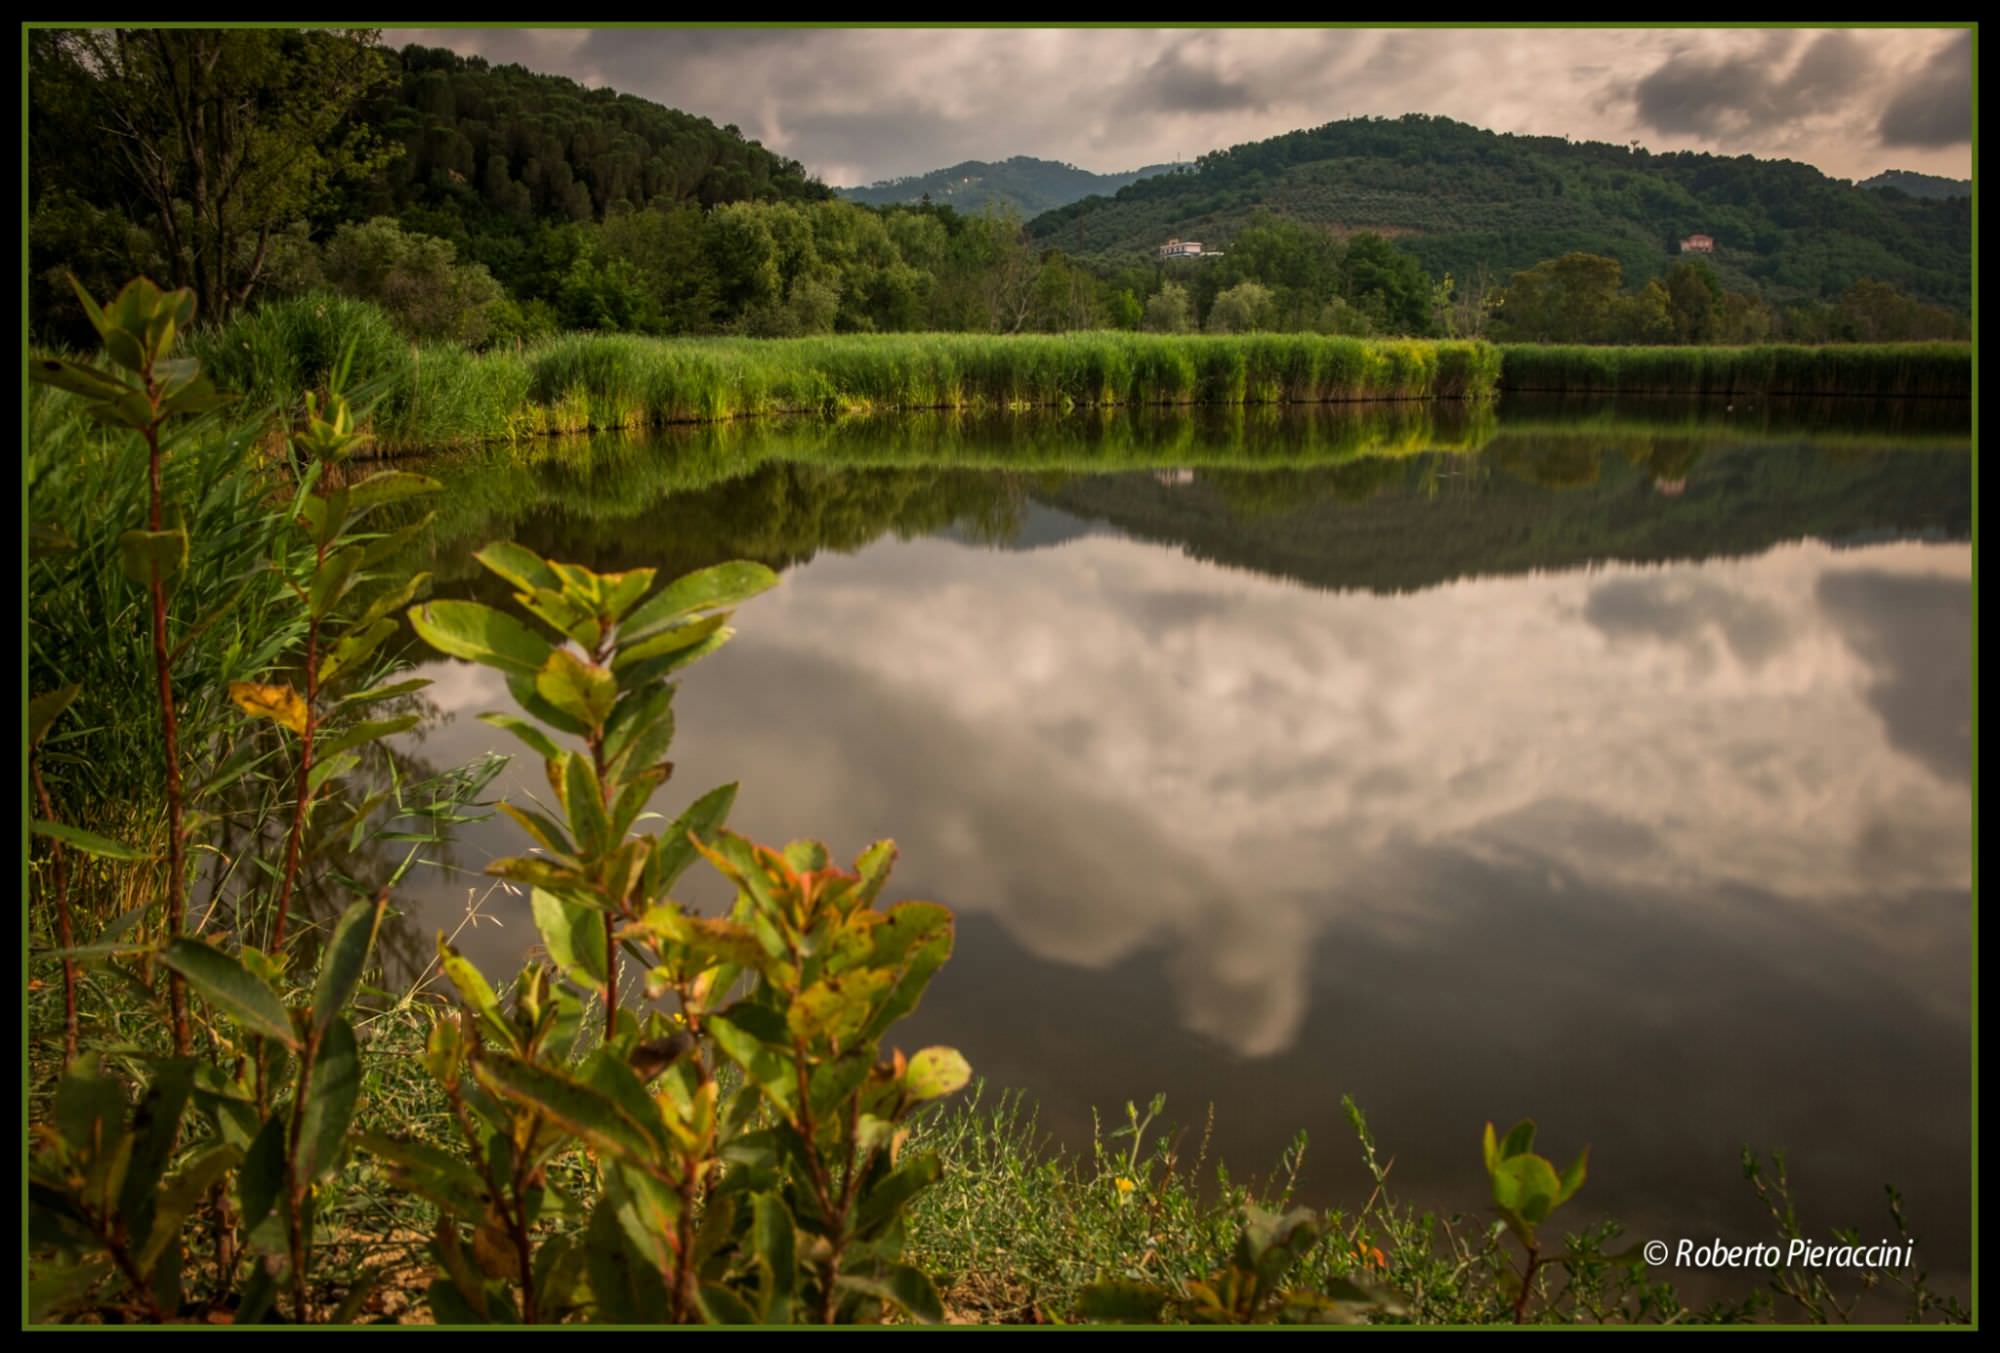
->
1496, 343, 1971, 398
191, 298, 1506, 453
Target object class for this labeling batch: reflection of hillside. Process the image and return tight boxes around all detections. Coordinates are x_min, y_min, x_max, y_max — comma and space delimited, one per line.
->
395, 399, 1970, 601
1041, 441, 1969, 595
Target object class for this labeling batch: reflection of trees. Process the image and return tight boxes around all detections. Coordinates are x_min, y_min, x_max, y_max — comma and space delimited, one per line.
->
1042, 440, 1969, 595
1496, 440, 1601, 490
1623, 439, 1707, 484
429, 464, 1033, 595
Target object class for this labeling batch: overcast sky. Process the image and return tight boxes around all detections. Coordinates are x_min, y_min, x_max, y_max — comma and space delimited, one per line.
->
392, 26, 1972, 187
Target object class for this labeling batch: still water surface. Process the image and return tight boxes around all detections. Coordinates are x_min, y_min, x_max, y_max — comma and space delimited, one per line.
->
382, 397, 1972, 1287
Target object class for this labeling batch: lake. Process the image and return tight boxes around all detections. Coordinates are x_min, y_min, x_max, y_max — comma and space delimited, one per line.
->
376, 395, 1973, 1296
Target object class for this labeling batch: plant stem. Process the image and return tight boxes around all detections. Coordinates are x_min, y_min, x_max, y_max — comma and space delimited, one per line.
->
589, 731, 617, 1040
1513, 1243, 1541, 1324
143, 418, 191, 1058
270, 535, 327, 951
284, 1026, 323, 1323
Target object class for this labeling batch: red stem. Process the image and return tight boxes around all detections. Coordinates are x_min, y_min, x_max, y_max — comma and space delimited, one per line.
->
270, 550, 323, 952
145, 421, 191, 1058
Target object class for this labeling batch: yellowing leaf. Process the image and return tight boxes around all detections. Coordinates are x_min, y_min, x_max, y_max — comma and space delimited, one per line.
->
229, 681, 307, 735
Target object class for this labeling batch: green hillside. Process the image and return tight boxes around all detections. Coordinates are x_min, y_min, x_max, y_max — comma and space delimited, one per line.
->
354, 46, 831, 224
1028, 115, 1970, 311
838, 155, 1181, 216
1857, 169, 1971, 200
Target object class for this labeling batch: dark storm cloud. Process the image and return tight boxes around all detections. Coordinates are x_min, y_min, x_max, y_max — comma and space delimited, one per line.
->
1878, 30, 1972, 147
1632, 30, 1871, 138
1127, 41, 1267, 115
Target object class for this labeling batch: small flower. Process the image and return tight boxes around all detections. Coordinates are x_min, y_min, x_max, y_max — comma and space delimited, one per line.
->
1352, 1243, 1388, 1271
1114, 1177, 1136, 1195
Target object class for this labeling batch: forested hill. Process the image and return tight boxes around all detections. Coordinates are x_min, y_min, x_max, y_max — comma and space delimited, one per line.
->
353, 45, 831, 226
1857, 170, 1972, 200
1027, 114, 1970, 311
838, 156, 1180, 216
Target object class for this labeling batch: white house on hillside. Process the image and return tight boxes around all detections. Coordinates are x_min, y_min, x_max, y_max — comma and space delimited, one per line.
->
1159, 238, 1205, 258
1678, 233, 1715, 254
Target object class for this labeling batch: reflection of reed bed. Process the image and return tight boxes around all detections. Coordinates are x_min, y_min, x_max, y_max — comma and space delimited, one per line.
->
401, 403, 1502, 558
1496, 391, 1973, 445
1496, 343, 1970, 399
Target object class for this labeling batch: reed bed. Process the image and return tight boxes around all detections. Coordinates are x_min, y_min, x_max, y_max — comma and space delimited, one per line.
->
1496, 342, 1971, 399
188, 296, 1504, 453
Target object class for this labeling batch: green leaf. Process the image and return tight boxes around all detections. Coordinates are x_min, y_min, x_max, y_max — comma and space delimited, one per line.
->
535, 649, 618, 731
357, 510, 437, 570
504, 670, 591, 737
1500, 1120, 1536, 1161
706, 1013, 799, 1122
473, 541, 562, 594
855, 1152, 943, 1237
1490, 1153, 1564, 1225
237, 1114, 289, 1236
1076, 1280, 1167, 1323
601, 684, 675, 774
614, 627, 734, 689
339, 676, 431, 708
118, 1059, 195, 1247
28, 685, 80, 751
587, 1195, 669, 1324
407, 600, 555, 676
1558, 1146, 1590, 1204
532, 888, 608, 993
835, 1265, 944, 1324
648, 783, 737, 899
472, 1054, 662, 1167
309, 545, 365, 619
117, 528, 189, 589
308, 751, 362, 794
622, 561, 779, 642
316, 715, 420, 762
478, 712, 566, 762
787, 970, 893, 1048
135, 1143, 241, 1273
497, 802, 576, 859
355, 1134, 492, 1221
312, 895, 387, 1035
344, 470, 443, 522
353, 572, 432, 632
438, 938, 516, 1051
697, 1281, 759, 1326
749, 1192, 797, 1319
50, 1052, 127, 1164
317, 617, 398, 689
297, 1018, 362, 1181
29, 353, 135, 401
31, 820, 146, 861
27, 1257, 114, 1321
159, 938, 297, 1048
610, 612, 729, 673
561, 751, 612, 859
902, 1047, 972, 1102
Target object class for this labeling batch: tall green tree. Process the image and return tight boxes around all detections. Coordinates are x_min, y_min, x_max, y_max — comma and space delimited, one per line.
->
39, 28, 396, 321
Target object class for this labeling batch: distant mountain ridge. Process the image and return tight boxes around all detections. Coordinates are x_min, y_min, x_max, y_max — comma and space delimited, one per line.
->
1024, 114, 1969, 311
837, 155, 1182, 217
1857, 170, 1970, 200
